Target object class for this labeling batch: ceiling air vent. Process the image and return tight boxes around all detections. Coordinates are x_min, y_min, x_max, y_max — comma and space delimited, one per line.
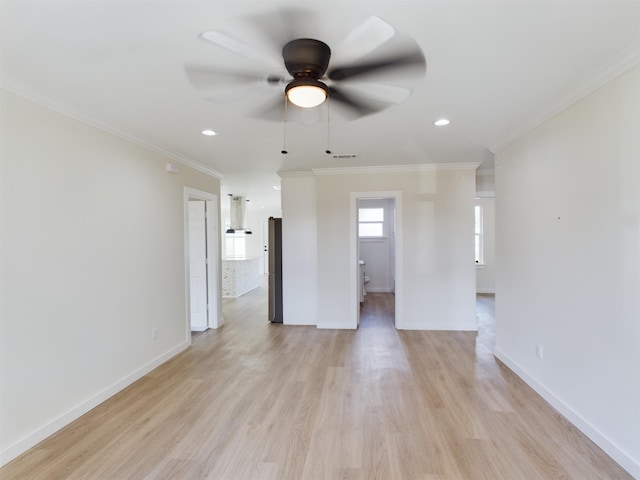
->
332, 153, 359, 159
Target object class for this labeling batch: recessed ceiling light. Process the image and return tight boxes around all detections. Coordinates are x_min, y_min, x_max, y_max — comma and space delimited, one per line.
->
434, 119, 450, 126
201, 129, 217, 136
272, 185, 281, 190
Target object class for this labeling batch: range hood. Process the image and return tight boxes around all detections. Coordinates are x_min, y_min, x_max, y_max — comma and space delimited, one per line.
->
226, 195, 252, 234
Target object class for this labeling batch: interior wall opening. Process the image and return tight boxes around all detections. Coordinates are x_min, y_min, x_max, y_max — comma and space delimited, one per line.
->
351, 192, 402, 329
184, 188, 220, 342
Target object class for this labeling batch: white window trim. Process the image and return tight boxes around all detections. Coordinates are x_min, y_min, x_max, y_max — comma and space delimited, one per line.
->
475, 204, 484, 266
358, 207, 385, 239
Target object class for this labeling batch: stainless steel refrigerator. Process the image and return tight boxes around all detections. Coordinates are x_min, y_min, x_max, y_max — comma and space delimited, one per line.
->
268, 217, 283, 323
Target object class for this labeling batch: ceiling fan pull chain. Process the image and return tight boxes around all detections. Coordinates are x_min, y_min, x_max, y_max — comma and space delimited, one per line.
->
325, 96, 332, 155
281, 95, 288, 155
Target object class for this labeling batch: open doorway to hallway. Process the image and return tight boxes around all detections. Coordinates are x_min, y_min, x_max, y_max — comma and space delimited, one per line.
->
353, 193, 401, 329
184, 187, 220, 342
359, 293, 395, 329
358, 198, 396, 324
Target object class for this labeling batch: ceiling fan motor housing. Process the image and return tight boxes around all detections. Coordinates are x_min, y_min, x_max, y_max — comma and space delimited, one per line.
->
282, 38, 331, 79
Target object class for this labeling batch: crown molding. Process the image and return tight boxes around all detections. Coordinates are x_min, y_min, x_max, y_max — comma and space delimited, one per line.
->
1, 74, 224, 179
475, 191, 496, 198
490, 43, 640, 153
278, 171, 316, 178
311, 163, 481, 176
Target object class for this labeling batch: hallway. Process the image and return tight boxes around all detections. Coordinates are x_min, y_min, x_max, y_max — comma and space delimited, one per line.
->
1, 287, 629, 479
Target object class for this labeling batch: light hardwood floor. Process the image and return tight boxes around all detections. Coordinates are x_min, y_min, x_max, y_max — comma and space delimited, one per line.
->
1, 288, 631, 479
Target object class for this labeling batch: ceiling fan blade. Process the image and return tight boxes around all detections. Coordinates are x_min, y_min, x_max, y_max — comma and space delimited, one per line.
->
251, 96, 322, 125
332, 16, 396, 64
185, 64, 285, 102
328, 38, 426, 82
244, 7, 321, 53
185, 64, 284, 89
328, 86, 387, 119
252, 83, 411, 120
335, 82, 412, 104
199, 29, 283, 70
250, 95, 286, 122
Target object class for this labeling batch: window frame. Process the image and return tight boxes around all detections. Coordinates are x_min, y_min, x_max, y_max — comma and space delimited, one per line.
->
474, 204, 484, 266
358, 207, 386, 240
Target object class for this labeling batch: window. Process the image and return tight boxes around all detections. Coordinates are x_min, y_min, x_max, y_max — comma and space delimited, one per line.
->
359, 207, 385, 238
474, 205, 483, 264
224, 219, 247, 259
225, 235, 246, 259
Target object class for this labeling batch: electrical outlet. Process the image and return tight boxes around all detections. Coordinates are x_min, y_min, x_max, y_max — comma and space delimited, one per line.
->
536, 343, 543, 359
151, 328, 157, 340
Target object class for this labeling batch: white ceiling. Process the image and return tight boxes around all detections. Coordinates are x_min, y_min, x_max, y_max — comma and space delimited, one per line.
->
2, 1, 639, 211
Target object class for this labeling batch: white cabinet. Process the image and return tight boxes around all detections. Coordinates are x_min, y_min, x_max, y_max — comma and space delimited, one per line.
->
222, 258, 259, 298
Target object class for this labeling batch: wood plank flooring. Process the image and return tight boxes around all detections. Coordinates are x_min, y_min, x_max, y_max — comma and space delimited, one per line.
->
1, 288, 631, 479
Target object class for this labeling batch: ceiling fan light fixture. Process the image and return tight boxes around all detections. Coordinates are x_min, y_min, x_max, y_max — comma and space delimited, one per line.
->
285, 79, 328, 108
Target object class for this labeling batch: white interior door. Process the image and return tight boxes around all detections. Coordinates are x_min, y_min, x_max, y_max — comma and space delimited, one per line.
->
189, 200, 208, 331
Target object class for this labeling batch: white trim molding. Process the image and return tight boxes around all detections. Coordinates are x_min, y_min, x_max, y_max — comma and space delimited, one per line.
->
493, 347, 640, 478
490, 43, 640, 153
278, 170, 316, 178
350, 191, 403, 330
313, 163, 481, 176
0, 342, 189, 466
1, 74, 224, 179
184, 188, 222, 339
476, 191, 496, 198
476, 288, 495, 294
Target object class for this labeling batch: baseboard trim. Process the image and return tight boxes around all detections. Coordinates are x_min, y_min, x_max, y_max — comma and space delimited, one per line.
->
317, 322, 357, 330
284, 320, 316, 326
493, 347, 639, 479
0, 341, 190, 467
399, 323, 478, 331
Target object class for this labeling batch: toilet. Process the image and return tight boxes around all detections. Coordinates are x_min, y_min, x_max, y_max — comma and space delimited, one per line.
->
359, 260, 370, 304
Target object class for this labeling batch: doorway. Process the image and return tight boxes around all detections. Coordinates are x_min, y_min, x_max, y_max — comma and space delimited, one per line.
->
350, 191, 403, 329
184, 187, 221, 341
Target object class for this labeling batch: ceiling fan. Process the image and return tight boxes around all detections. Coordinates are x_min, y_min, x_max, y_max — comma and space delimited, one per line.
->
185, 8, 426, 121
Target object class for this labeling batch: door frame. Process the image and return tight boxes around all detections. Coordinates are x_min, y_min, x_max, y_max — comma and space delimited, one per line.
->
349, 190, 403, 329
184, 187, 221, 341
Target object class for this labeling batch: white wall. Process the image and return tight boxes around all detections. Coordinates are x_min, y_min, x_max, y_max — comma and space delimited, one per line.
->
476, 173, 495, 195
494, 65, 640, 477
0, 90, 221, 464
281, 173, 317, 325
282, 165, 477, 331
